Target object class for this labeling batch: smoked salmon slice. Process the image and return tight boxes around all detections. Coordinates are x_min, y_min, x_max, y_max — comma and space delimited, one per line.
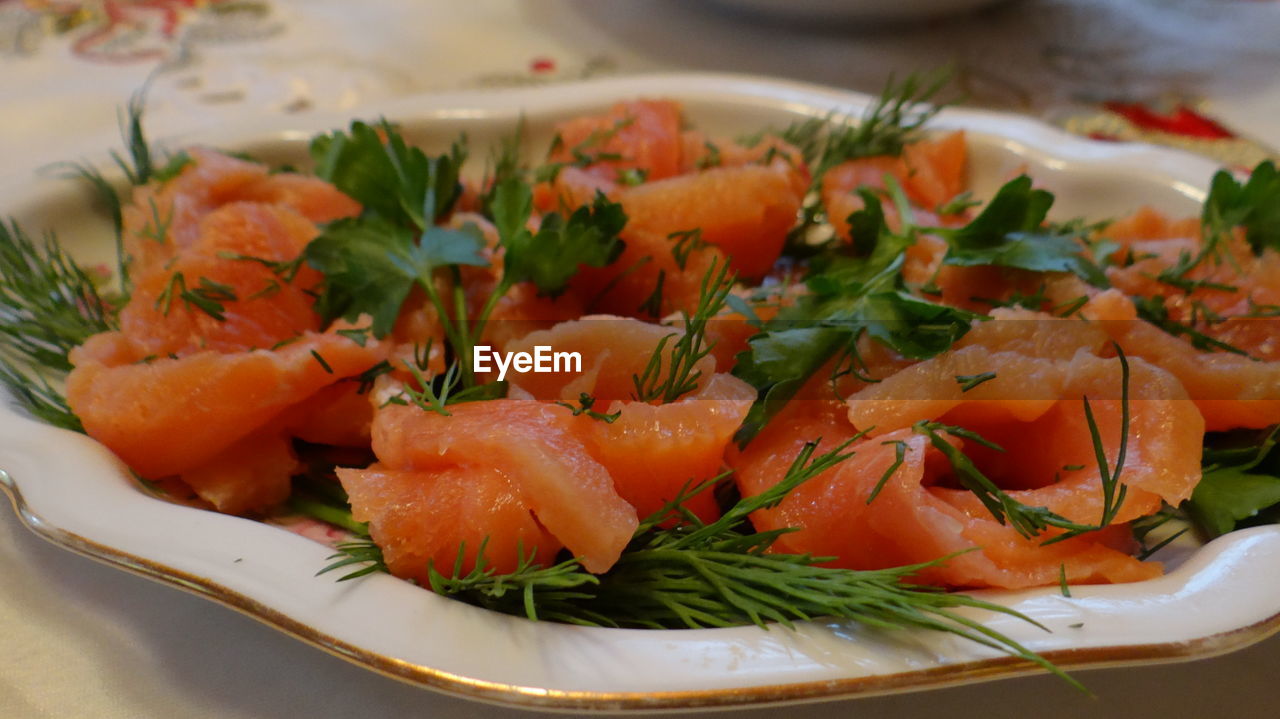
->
1081, 290, 1280, 431
504, 317, 752, 521
734, 400, 1164, 589
569, 228, 729, 319
618, 163, 804, 279
66, 330, 385, 483
358, 399, 638, 574
338, 464, 561, 581
847, 312, 1204, 516
123, 148, 359, 278
547, 99, 685, 184
119, 202, 325, 358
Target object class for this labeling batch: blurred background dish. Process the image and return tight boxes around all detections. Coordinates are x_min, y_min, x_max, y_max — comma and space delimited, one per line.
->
708, 0, 1012, 24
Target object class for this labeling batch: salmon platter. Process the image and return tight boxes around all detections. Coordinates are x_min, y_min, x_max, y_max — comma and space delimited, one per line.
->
3, 74, 1280, 709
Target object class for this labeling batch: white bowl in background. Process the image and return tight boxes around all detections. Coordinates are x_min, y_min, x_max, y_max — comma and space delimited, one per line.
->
711, 0, 1011, 24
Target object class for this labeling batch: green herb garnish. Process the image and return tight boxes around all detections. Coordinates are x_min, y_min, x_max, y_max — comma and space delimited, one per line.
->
938, 176, 1108, 287
555, 392, 622, 423
633, 257, 734, 403
1187, 427, 1280, 537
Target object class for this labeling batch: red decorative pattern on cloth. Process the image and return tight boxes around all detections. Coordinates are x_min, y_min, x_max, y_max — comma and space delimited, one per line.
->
21, 0, 243, 62
1102, 101, 1236, 140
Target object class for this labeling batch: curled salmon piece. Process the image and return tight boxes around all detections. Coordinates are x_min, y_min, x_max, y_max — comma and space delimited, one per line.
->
1104, 206, 1280, 361
66, 329, 385, 509
1081, 289, 1280, 431
619, 163, 804, 279
583, 372, 754, 522
181, 428, 300, 515
339, 464, 562, 582
123, 148, 359, 278
847, 313, 1203, 514
532, 99, 684, 212
734, 401, 1163, 589
737, 310, 1206, 588
505, 317, 753, 521
353, 399, 638, 574
549, 99, 685, 183
677, 131, 810, 195
120, 202, 325, 357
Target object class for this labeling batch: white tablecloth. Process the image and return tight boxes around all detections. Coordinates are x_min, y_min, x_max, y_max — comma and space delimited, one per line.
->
3, 1, 1280, 716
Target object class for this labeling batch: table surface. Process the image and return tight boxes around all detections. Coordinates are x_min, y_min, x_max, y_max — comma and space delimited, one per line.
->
3, 1, 1280, 716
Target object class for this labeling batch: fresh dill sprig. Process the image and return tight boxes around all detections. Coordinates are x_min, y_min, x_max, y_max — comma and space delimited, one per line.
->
535, 115, 636, 184
669, 228, 707, 271
481, 116, 527, 213
348, 359, 393, 394
114, 90, 157, 186
56, 162, 127, 291
217, 251, 304, 283
597, 538, 1083, 691
0, 357, 82, 431
54, 90, 190, 297
955, 372, 997, 392
775, 69, 950, 248
387, 359, 509, 415
319, 539, 390, 582
555, 392, 621, 423
632, 257, 734, 403
154, 272, 236, 321
823, 70, 947, 176
866, 439, 908, 505
428, 541, 605, 625
1076, 346, 1131, 536
914, 420, 1078, 539
1132, 507, 1190, 561
1133, 295, 1250, 357
395, 361, 459, 415
0, 220, 115, 372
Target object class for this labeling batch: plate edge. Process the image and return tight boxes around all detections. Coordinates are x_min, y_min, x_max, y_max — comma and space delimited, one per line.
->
3, 468, 1279, 711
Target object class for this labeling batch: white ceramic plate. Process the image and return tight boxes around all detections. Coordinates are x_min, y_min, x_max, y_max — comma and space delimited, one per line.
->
2, 74, 1279, 711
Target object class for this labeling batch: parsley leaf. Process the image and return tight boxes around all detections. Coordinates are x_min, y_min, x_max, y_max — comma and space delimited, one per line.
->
939, 176, 1107, 286
1187, 427, 1280, 537
491, 178, 626, 297
303, 217, 486, 337
1202, 160, 1280, 255
311, 120, 466, 230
